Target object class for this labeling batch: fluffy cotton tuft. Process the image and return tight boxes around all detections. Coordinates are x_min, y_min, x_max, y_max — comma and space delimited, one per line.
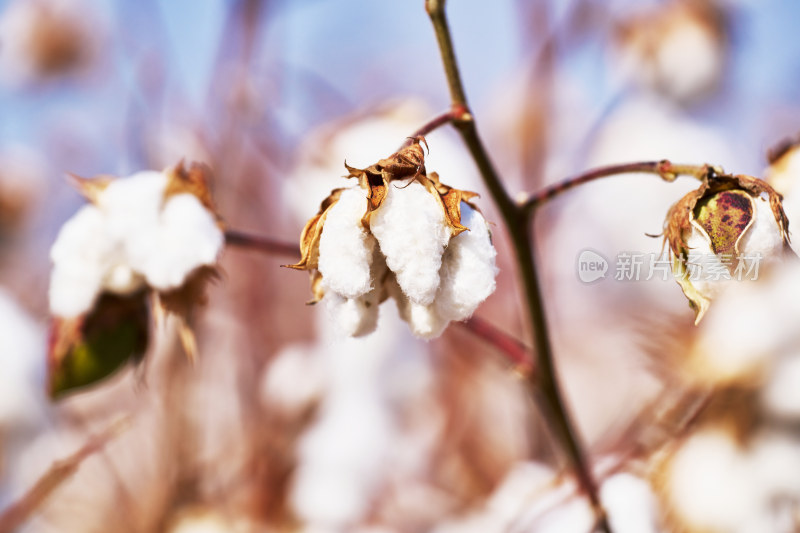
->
738, 195, 785, 259
49, 170, 223, 317
319, 187, 375, 299
370, 181, 451, 306
435, 204, 498, 322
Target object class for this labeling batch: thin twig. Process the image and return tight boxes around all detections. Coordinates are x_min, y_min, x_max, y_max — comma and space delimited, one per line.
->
0, 418, 130, 533
423, 1, 611, 530
399, 105, 469, 150
459, 317, 534, 377
520, 160, 714, 213
224, 229, 299, 258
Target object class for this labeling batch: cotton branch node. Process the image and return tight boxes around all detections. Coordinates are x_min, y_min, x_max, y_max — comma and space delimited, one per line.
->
285, 138, 498, 339
47, 161, 224, 397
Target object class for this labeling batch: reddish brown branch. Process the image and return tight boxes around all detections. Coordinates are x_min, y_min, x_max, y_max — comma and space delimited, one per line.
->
400, 105, 469, 150
520, 160, 715, 213
224, 230, 299, 258
460, 317, 534, 377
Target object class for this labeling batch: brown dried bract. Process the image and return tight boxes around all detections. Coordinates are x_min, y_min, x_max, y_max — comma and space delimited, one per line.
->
164, 160, 219, 219
66, 172, 115, 204
283, 188, 344, 271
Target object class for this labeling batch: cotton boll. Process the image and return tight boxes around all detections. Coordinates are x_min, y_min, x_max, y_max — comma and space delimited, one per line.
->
749, 434, 800, 499
601, 474, 659, 533
435, 204, 498, 323
654, 18, 723, 102
762, 354, 800, 420
137, 193, 223, 290
370, 182, 451, 306
318, 187, 375, 299
662, 429, 757, 532
49, 204, 115, 317
260, 345, 325, 415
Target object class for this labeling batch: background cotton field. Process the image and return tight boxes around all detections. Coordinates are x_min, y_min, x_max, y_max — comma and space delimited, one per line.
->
3, 0, 800, 532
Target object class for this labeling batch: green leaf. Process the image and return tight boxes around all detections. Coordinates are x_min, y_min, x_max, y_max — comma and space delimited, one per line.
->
49, 292, 149, 399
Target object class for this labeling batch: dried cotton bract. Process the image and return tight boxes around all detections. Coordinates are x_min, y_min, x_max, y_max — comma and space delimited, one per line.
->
47, 162, 224, 396
663, 170, 791, 323
287, 139, 497, 339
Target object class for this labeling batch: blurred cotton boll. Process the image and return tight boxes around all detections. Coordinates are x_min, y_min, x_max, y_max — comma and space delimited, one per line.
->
49, 165, 224, 318
658, 426, 800, 532
613, 0, 727, 103
0, 144, 46, 235
686, 262, 800, 387
0, 0, 106, 87
0, 289, 48, 502
289, 304, 432, 530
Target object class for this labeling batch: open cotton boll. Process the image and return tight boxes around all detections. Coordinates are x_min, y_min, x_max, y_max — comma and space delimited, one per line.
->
49, 204, 116, 317
319, 187, 375, 299
135, 193, 223, 290
662, 428, 757, 532
435, 204, 497, 323
370, 181, 451, 306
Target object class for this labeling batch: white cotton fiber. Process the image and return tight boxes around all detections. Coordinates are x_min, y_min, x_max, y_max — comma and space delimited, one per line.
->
137, 193, 223, 290
370, 181, 451, 306
318, 187, 375, 299
49, 169, 224, 317
49, 204, 115, 317
435, 204, 497, 322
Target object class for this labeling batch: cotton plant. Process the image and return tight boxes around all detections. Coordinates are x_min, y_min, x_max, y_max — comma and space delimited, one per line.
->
286, 138, 498, 339
47, 161, 224, 397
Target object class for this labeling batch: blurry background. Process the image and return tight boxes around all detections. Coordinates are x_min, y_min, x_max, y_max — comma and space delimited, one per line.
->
3, 0, 800, 531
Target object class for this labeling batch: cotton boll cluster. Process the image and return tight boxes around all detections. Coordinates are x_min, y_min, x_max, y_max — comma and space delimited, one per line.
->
0, 0, 105, 87
289, 140, 497, 339
318, 182, 497, 339
613, 0, 727, 102
49, 165, 224, 319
